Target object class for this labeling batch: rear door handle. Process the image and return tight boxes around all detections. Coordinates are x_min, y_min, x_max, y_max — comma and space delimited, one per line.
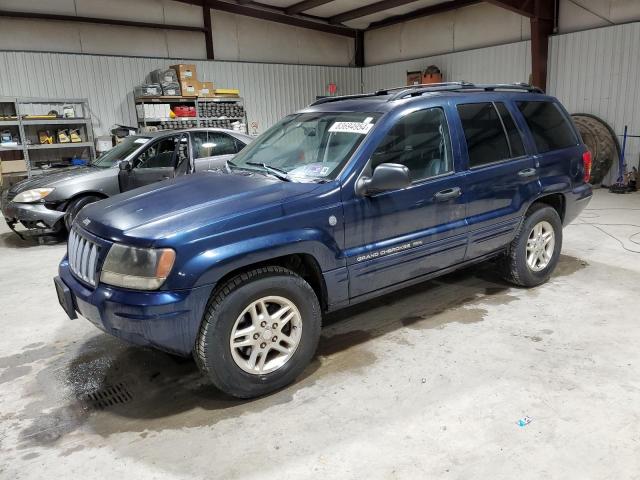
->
434, 187, 462, 202
518, 168, 537, 177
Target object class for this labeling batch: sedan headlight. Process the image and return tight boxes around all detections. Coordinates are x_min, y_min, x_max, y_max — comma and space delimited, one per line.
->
101, 244, 176, 290
13, 188, 54, 203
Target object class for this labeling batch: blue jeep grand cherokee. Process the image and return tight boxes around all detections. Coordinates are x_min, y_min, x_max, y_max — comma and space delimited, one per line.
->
54, 83, 592, 398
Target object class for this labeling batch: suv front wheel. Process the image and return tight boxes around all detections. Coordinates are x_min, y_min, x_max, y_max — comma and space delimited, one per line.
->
500, 203, 563, 287
195, 266, 321, 398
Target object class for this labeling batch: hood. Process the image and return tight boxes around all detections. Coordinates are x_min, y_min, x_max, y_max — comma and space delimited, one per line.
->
77, 171, 320, 244
10, 167, 102, 193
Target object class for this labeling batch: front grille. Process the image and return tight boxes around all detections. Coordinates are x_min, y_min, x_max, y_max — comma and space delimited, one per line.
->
68, 228, 101, 286
6, 190, 16, 202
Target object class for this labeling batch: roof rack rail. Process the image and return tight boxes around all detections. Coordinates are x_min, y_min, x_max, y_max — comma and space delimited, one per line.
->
308, 82, 543, 106
387, 82, 543, 100
309, 93, 378, 106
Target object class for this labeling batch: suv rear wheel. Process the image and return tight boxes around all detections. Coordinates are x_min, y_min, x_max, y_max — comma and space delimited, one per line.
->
195, 266, 321, 398
500, 203, 563, 287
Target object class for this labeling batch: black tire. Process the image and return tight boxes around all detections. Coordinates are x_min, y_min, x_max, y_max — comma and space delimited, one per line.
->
571, 113, 620, 185
500, 204, 563, 287
64, 195, 102, 231
195, 266, 321, 398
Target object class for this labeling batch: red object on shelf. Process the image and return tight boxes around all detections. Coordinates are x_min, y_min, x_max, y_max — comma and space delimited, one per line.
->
173, 106, 196, 117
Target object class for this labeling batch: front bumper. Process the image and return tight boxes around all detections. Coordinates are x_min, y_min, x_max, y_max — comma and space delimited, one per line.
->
2, 200, 64, 231
57, 259, 213, 356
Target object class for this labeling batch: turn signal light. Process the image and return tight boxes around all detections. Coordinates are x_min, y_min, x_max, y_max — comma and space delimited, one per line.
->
582, 150, 592, 183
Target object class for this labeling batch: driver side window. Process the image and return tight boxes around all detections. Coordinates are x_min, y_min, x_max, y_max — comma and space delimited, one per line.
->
371, 108, 452, 182
134, 137, 178, 169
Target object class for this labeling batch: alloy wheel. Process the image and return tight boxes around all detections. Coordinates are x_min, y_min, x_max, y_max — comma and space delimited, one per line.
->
526, 220, 555, 272
229, 296, 303, 375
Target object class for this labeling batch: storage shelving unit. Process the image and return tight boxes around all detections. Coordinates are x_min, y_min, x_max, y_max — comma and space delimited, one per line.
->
135, 96, 248, 134
0, 97, 96, 179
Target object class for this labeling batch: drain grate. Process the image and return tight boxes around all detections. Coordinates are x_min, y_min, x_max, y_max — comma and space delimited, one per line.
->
82, 382, 133, 410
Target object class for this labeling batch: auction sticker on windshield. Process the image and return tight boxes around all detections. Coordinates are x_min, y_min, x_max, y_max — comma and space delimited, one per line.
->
328, 122, 374, 134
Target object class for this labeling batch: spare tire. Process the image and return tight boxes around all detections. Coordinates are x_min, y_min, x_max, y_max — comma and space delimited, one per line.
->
571, 113, 621, 185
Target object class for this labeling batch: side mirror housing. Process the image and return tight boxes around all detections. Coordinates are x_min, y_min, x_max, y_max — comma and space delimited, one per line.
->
356, 163, 411, 196
119, 160, 132, 171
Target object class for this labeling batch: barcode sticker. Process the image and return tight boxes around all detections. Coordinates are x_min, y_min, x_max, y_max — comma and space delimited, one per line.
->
328, 122, 374, 134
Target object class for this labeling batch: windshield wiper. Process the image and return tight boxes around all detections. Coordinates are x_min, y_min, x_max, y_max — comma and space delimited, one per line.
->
245, 162, 291, 182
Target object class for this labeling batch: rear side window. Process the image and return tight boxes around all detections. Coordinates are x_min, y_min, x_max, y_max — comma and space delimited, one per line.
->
495, 102, 525, 157
517, 101, 577, 153
457, 103, 511, 167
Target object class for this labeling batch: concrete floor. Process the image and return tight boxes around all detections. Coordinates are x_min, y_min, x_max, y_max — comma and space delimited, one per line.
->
1, 189, 639, 479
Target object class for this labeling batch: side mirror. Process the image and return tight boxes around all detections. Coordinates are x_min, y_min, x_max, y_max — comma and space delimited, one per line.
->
119, 160, 132, 171
356, 163, 411, 196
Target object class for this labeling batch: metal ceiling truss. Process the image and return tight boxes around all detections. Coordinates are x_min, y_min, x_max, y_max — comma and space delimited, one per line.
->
2, 0, 557, 85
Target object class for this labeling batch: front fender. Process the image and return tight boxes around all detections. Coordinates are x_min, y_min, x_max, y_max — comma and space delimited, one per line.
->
165, 228, 345, 290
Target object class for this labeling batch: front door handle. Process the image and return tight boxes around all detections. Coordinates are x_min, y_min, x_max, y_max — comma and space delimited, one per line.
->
434, 187, 462, 202
518, 168, 537, 177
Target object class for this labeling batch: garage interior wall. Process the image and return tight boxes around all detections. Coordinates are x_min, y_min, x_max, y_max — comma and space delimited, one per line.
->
363, 2, 531, 66
548, 21, 640, 183
361, 40, 532, 92
0, 0, 355, 66
0, 51, 361, 137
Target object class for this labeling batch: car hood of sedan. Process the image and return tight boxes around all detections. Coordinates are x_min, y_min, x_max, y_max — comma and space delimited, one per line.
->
9, 166, 103, 193
76, 170, 320, 245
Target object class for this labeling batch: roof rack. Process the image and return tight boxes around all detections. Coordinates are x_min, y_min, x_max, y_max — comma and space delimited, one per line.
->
308, 82, 543, 106
387, 82, 543, 100
310, 92, 378, 106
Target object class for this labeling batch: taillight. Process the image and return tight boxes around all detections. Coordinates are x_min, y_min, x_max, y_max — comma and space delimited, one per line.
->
582, 150, 592, 183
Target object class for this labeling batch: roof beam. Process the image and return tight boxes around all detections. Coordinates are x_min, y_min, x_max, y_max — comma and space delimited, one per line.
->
330, 0, 422, 25
175, 0, 356, 37
202, 4, 214, 59
484, 0, 536, 18
286, 0, 335, 15
366, 0, 481, 30
0, 9, 206, 32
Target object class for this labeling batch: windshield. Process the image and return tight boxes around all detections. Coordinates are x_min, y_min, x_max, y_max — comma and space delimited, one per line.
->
91, 136, 150, 168
231, 112, 381, 182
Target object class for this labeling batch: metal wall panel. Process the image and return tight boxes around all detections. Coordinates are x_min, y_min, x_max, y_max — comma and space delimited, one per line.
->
0, 51, 361, 137
548, 22, 640, 182
362, 41, 532, 91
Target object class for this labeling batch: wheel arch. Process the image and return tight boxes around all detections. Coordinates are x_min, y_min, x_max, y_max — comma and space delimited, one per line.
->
60, 190, 109, 211
529, 192, 566, 223
210, 253, 329, 311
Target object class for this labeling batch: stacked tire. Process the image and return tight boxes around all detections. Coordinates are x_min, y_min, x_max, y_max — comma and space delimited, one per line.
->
571, 113, 621, 185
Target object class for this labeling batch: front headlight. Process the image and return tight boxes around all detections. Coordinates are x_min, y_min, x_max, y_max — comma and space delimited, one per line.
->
13, 188, 54, 203
101, 244, 176, 290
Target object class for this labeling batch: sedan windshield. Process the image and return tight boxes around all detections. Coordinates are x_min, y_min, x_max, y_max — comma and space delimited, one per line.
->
230, 112, 381, 182
91, 136, 151, 168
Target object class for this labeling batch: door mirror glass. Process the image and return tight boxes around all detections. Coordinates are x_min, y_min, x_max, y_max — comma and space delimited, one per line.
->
119, 160, 131, 171
357, 163, 411, 196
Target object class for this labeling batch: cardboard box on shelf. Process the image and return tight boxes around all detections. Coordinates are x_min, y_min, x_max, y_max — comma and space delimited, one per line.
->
180, 80, 200, 97
198, 81, 215, 98
1, 159, 27, 174
407, 71, 422, 86
171, 64, 197, 82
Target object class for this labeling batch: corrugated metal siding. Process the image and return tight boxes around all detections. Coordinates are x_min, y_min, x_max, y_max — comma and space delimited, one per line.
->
362, 41, 531, 91
548, 22, 640, 183
0, 51, 361, 136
